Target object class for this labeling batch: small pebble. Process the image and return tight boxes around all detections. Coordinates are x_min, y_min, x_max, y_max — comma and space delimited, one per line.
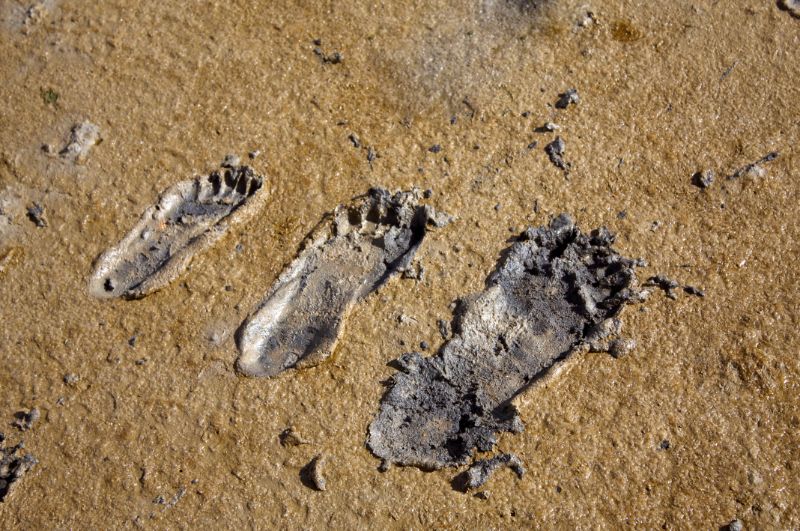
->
302, 454, 327, 491
555, 88, 580, 109
248, 150, 261, 159
63, 373, 80, 385
692, 170, 715, 189
428, 144, 442, 153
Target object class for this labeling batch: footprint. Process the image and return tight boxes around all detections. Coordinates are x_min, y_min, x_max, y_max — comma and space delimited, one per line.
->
368, 214, 644, 469
236, 187, 450, 378
89, 162, 266, 299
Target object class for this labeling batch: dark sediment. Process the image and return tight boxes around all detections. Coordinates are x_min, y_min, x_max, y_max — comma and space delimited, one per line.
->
368, 214, 642, 469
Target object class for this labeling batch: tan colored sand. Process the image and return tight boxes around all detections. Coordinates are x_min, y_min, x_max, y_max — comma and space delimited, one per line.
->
0, 0, 798, 528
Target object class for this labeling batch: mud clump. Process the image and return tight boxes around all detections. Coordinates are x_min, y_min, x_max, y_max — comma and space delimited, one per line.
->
89, 162, 266, 299
59, 121, 101, 164
555, 88, 580, 109
12, 408, 39, 432
691, 170, 715, 189
236, 188, 450, 378
300, 454, 327, 491
545, 137, 570, 174
0, 435, 37, 502
368, 214, 642, 469
26, 203, 47, 228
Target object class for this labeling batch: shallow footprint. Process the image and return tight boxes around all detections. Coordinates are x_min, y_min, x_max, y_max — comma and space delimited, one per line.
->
89, 162, 266, 299
236, 187, 449, 378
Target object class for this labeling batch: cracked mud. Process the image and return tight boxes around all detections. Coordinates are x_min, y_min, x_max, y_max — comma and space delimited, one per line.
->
368, 214, 642, 469
88, 163, 265, 299
236, 187, 450, 378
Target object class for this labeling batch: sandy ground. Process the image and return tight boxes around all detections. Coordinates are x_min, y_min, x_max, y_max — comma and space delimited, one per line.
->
1, 0, 798, 528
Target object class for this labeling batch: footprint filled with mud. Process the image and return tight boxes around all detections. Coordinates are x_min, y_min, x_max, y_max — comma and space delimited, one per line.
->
368, 214, 643, 469
236, 187, 450, 378
88, 162, 266, 299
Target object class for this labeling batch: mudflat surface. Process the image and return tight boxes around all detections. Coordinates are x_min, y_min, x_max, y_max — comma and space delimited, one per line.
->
0, 0, 798, 528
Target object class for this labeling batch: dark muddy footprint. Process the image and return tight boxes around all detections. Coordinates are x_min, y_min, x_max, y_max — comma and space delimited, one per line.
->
368, 214, 643, 469
89, 163, 266, 299
236, 187, 450, 378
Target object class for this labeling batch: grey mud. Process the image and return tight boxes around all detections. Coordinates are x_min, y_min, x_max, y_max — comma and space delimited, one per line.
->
368, 214, 643, 469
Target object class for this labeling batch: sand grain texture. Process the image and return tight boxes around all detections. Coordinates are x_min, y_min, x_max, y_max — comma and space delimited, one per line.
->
0, 0, 798, 528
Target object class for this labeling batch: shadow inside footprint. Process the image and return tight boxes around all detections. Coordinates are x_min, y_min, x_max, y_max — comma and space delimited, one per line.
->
235, 187, 450, 378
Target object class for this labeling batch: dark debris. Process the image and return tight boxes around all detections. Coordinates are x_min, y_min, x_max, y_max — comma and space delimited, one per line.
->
645, 275, 680, 299
692, 170, 715, 189
0, 437, 37, 502
727, 151, 779, 180
12, 409, 39, 432
312, 40, 343, 64
26, 203, 47, 228
555, 88, 580, 109
545, 137, 570, 174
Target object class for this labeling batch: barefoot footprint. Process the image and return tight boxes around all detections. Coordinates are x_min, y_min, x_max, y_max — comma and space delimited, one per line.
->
368, 214, 644, 469
89, 162, 266, 299
236, 187, 450, 378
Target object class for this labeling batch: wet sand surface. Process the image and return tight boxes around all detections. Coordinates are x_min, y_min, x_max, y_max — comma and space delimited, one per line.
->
1, 0, 798, 528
